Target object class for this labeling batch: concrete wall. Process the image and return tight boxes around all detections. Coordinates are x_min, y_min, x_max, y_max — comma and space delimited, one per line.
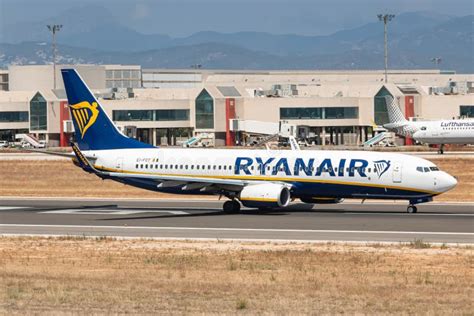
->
102, 98, 192, 129
0, 92, 31, 130
9, 65, 106, 91
237, 96, 372, 127
419, 95, 474, 120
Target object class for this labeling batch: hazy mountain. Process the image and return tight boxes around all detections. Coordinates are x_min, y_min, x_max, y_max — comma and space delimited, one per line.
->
0, 5, 173, 52
0, 6, 472, 73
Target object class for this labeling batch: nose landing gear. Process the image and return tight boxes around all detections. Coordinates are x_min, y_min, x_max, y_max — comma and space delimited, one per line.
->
407, 205, 418, 213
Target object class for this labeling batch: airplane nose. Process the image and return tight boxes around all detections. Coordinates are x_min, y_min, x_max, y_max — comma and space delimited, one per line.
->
438, 172, 458, 192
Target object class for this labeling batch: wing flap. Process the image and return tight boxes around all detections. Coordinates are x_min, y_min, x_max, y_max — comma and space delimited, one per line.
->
103, 171, 247, 187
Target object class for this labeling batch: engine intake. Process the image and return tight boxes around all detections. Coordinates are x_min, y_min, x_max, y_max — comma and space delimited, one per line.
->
239, 183, 291, 208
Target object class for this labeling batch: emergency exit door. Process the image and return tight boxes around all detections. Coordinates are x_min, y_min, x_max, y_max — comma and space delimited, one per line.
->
392, 161, 402, 183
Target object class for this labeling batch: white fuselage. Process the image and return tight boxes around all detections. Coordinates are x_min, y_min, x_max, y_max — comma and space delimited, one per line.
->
83, 148, 457, 199
411, 120, 474, 144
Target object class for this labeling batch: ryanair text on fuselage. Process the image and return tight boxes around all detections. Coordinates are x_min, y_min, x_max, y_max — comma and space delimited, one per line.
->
234, 157, 391, 178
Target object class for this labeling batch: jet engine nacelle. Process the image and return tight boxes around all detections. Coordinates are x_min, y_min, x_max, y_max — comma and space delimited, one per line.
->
300, 197, 344, 204
239, 183, 291, 208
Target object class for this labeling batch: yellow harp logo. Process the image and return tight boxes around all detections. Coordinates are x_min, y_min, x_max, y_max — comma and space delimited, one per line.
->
69, 101, 99, 139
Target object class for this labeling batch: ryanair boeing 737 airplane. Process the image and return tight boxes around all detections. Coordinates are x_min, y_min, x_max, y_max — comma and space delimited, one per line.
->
52, 69, 457, 214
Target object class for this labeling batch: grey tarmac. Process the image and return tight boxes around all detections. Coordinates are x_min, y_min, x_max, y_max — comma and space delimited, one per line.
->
0, 198, 473, 244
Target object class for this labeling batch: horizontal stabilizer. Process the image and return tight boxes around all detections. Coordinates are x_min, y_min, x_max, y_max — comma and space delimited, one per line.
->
24, 148, 96, 161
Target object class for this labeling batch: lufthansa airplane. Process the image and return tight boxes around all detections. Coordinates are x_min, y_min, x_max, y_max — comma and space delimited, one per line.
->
383, 96, 474, 154
49, 69, 457, 214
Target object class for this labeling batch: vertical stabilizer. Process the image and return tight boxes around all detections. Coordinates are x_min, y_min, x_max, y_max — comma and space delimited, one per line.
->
384, 95, 407, 124
62, 69, 154, 150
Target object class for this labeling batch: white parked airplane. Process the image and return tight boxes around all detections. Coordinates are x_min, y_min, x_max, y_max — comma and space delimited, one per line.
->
43, 69, 457, 214
383, 96, 474, 153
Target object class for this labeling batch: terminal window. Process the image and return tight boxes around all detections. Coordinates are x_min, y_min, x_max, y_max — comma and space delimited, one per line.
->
460, 105, 474, 117
113, 110, 189, 121
0, 111, 28, 122
30, 92, 47, 131
195, 89, 214, 129
280, 107, 358, 120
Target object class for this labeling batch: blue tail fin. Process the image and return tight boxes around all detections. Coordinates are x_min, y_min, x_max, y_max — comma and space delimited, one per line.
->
61, 69, 154, 150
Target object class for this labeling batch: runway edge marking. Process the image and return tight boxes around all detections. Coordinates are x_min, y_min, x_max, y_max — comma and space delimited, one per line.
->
1, 234, 473, 247
0, 224, 473, 236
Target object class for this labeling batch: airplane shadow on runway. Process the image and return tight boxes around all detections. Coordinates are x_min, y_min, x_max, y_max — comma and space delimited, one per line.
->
96, 206, 449, 221
97, 204, 318, 221
11, 204, 449, 221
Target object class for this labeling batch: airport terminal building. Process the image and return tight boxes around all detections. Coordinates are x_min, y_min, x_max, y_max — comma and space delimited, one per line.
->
0, 64, 473, 147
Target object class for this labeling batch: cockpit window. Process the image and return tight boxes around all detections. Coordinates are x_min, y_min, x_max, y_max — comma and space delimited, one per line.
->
421, 126, 427, 131
416, 167, 423, 172
429, 166, 439, 171
423, 167, 430, 172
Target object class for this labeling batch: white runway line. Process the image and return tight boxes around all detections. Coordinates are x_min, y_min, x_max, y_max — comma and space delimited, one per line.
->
0, 206, 31, 210
343, 212, 474, 216
40, 209, 189, 215
0, 224, 472, 236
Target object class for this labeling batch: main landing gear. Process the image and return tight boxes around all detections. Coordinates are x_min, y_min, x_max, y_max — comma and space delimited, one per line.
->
223, 200, 241, 214
438, 144, 445, 154
407, 205, 418, 213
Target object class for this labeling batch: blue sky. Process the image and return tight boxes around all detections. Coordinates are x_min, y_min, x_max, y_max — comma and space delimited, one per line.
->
1, 0, 473, 36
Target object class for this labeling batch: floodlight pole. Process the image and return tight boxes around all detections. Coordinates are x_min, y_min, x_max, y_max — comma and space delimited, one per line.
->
431, 57, 442, 68
47, 24, 63, 89
377, 14, 395, 83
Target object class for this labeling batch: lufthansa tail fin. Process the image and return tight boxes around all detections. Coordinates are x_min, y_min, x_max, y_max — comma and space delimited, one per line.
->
384, 95, 407, 124
62, 69, 153, 151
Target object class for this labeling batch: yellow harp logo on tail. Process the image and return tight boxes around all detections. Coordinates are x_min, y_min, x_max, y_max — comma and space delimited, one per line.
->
69, 101, 99, 139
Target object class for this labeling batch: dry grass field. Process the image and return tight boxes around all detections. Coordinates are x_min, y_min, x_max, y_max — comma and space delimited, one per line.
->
0, 157, 472, 201
0, 237, 472, 314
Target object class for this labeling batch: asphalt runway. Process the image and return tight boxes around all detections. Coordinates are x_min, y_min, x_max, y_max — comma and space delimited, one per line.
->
0, 198, 473, 244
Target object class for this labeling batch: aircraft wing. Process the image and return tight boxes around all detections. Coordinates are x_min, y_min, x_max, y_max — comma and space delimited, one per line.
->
102, 170, 248, 188
70, 143, 288, 192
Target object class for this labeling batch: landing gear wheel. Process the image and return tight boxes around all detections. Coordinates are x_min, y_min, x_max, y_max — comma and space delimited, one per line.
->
407, 205, 418, 213
223, 200, 241, 214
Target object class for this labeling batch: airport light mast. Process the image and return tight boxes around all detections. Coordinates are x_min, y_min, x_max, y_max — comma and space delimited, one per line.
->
431, 57, 442, 68
377, 14, 395, 83
46, 24, 63, 89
